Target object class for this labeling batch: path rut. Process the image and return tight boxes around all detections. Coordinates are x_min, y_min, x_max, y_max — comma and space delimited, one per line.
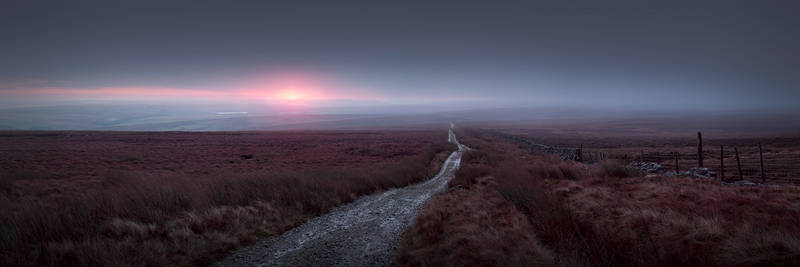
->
216, 126, 467, 267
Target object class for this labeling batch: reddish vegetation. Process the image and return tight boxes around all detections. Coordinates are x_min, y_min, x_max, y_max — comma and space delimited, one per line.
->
0, 131, 439, 177
0, 130, 454, 266
397, 176, 553, 266
400, 127, 800, 266
544, 176, 800, 266
498, 125, 800, 183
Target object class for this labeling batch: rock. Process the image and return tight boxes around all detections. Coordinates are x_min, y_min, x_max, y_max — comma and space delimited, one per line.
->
732, 180, 759, 186
629, 161, 667, 174
685, 167, 715, 179
629, 163, 720, 180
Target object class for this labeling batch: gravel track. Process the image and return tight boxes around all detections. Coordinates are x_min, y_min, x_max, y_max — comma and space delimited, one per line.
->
216, 127, 466, 267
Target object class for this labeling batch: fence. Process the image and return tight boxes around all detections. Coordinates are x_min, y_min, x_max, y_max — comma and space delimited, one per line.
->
491, 131, 583, 161
496, 130, 800, 184
623, 146, 799, 183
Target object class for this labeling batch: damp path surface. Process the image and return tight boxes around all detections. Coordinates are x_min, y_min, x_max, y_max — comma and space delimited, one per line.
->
216, 127, 467, 267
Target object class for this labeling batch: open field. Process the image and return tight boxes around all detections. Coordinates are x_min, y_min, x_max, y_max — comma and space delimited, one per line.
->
0, 130, 454, 266
399, 126, 800, 266
483, 121, 800, 183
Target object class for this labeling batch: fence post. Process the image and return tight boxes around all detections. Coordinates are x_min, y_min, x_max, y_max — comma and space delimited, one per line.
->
720, 145, 724, 181
578, 144, 583, 162
735, 147, 743, 181
640, 150, 644, 162
675, 152, 679, 173
697, 131, 703, 167
759, 144, 765, 183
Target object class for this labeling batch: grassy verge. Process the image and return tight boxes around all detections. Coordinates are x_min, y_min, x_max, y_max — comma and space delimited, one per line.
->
397, 130, 555, 266
397, 175, 553, 266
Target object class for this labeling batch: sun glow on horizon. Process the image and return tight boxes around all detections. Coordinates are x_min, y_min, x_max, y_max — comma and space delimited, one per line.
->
275, 90, 306, 102
0, 71, 383, 104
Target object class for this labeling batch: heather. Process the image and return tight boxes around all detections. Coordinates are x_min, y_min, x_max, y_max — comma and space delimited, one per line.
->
400, 127, 800, 266
397, 176, 554, 267
0, 130, 454, 266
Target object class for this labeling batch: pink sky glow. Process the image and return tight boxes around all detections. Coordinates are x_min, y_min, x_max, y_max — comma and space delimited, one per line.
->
0, 73, 381, 104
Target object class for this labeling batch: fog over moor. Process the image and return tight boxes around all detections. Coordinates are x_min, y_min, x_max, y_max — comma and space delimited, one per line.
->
1, 0, 798, 130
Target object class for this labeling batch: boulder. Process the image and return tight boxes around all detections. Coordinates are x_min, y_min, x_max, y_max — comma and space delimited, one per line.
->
731, 180, 759, 186
629, 161, 667, 174
684, 167, 715, 179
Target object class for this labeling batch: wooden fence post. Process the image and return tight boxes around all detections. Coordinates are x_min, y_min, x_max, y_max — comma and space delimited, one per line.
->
735, 147, 743, 181
759, 144, 765, 183
675, 152, 679, 173
640, 150, 644, 162
720, 145, 724, 181
697, 131, 703, 167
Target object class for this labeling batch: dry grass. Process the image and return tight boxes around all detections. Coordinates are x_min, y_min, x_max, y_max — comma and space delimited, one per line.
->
402, 127, 800, 266
498, 127, 800, 183
397, 176, 554, 267
543, 176, 800, 266
0, 130, 455, 266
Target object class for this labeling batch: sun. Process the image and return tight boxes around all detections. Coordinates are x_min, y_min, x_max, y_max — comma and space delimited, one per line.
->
276, 90, 306, 102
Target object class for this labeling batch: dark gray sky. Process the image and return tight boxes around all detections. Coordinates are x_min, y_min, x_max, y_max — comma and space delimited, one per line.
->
1, 0, 798, 110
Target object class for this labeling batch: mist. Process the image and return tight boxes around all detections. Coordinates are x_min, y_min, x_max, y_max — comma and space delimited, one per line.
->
1, 0, 799, 130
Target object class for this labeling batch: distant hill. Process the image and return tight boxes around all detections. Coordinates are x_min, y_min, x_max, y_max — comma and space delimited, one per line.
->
1, 103, 798, 134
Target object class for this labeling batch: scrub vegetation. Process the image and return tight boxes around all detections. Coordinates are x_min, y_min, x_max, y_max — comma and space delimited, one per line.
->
399, 127, 800, 266
0, 130, 454, 266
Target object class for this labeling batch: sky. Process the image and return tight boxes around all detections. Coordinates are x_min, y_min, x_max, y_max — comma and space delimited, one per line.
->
1, 0, 799, 112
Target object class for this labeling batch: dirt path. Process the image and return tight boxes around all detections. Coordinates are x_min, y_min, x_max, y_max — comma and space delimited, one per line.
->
216, 126, 467, 267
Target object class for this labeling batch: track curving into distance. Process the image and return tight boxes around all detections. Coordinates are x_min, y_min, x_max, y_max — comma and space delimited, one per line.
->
216, 124, 467, 267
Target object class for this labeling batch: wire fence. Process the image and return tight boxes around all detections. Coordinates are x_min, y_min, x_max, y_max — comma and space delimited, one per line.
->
494, 130, 800, 184
584, 145, 800, 184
